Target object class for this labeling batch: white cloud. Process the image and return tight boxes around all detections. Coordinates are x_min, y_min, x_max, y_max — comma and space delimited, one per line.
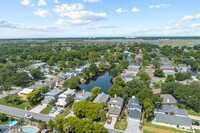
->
38, 0, 46, 6
83, 0, 101, 3
55, 11, 107, 25
149, 4, 169, 8
84, 24, 118, 29
34, 9, 51, 18
53, 0, 59, 4
182, 13, 200, 21
191, 23, 200, 28
131, 7, 140, 13
20, 0, 31, 6
116, 8, 127, 13
53, 3, 83, 16
55, 19, 91, 25
0, 19, 59, 32
65, 11, 107, 21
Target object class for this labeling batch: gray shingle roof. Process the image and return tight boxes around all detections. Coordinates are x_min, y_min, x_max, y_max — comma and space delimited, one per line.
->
128, 109, 141, 120
108, 97, 124, 106
108, 106, 122, 116
93, 93, 109, 103
161, 94, 177, 104
155, 113, 192, 127
45, 88, 63, 97
156, 105, 187, 116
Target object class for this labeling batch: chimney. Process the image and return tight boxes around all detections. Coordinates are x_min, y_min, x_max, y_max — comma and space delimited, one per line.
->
115, 94, 117, 98
167, 99, 169, 103
132, 96, 135, 99
83, 90, 85, 93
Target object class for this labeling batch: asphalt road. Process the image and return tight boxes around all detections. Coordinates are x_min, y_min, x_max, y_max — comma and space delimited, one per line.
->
0, 105, 54, 122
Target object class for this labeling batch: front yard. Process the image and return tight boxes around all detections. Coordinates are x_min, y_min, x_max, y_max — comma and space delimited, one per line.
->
0, 97, 30, 110
114, 109, 128, 130
187, 109, 200, 116
40, 106, 52, 114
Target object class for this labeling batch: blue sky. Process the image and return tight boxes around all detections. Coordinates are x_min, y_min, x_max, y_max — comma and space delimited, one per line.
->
1, 0, 200, 38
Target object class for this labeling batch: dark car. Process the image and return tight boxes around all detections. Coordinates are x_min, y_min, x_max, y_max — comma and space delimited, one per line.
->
192, 121, 200, 126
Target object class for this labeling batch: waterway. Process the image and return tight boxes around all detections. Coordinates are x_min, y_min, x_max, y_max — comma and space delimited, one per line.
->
79, 72, 113, 94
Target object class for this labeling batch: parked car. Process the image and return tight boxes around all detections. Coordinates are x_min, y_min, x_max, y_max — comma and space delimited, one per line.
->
24, 114, 33, 119
58, 108, 64, 113
192, 121, 200, 126
50, 107, 58, 114
106, 116, 112, 124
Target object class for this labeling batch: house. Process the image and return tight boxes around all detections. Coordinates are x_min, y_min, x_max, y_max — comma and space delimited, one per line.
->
163, 70, 176, 76
75, 67, 85, 75
153, 105, 192, 131
121, 73, 134, 83
28, 62, 47, 70
65, 72, 76, 79
128, 96, 142, 121
56, 89, 76, 108
74, 90, 91, 102
42, 88, 63, 104
93, 93, 109, 103
42, 79, 56, 89
161, 94, 177, 105
107, 96, 124, 117
18, 88, 33, 100
176, 64, 191, 73
30, 81, 44, 90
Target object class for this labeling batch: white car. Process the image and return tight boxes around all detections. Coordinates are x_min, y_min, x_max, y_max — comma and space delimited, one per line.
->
24, 114, 33, 119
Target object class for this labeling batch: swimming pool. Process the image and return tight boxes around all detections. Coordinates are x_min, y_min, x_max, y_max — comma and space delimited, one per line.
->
7, 120, 18, 127
21, 126, 37, 133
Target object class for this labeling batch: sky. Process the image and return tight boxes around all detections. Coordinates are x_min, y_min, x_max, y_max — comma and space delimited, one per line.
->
1, 0, 200, 38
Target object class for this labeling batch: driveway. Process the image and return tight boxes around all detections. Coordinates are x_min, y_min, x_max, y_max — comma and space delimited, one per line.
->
49, 110, 60, 117
66, 110, 75, 118
189, 115, 200, 121
104, 117, 117, 130
30, 104, 47, 113
126, 119, 140, 133
0, 105, 54, 122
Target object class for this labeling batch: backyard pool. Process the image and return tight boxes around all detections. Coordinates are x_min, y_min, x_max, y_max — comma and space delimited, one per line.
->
21, 126, 38, 133
7, 120, 18, 127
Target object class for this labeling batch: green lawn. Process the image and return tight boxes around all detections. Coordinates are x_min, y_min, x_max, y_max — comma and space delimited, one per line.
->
40, 106, 52, 114
0, 98, 30, 110
59, 107, 71, 117
143, 130, 156, 133
187, 109, 200, 116
144, 121, 191, 133
114, 111, 128, 131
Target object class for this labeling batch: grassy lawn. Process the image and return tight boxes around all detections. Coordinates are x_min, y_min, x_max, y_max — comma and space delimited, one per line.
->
0, 98, 30, 110
60, 107, 71, 117
143, 130, 156, 133
114, 110, 128, 131
187, 109, 200, 116
40, 106, 52, 114
195, 130, 200, 133
144, 121, 190, 133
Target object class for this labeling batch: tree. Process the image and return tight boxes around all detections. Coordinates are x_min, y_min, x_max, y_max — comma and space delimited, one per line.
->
154, 69, 164, 77
143, 60, 150, 67
152, 58, 161, 68
90, 86, 101, 101
73, 101, 104, 121
110, 65, 123, 76
12, 72, 30, 87
48, 120, 55, 132
119, 60, 129, 69
0, 113, 8, 121
139, 72, 150, 82
165, 75, 175, 83
31, 69, 44, 80
63, 76, 80, 89
88, 52, 99, 63
112, 76, 125, 87
175, 72, 191, 81
143, 98, 154, 121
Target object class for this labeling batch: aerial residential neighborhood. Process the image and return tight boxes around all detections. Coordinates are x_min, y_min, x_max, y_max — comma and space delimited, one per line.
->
1, 0, 200, 133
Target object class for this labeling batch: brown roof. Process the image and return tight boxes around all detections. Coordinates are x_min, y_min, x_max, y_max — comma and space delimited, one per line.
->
152, 89, 161, 94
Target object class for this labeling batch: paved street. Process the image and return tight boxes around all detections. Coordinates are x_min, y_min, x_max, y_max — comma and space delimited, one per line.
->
30, 104, 47, 113
0, 105, 54, 122
126, 119, 140, 133
108, 129, 126, 133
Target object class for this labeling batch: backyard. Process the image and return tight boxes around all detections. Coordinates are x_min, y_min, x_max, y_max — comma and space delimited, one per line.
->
187, 109, 200, 116
114, 110, 128, 131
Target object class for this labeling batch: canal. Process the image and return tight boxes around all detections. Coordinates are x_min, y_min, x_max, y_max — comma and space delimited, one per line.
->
79, 72, 113, 94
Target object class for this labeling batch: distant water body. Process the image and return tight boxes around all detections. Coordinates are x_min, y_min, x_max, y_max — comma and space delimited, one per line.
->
79, 72, 113, 94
